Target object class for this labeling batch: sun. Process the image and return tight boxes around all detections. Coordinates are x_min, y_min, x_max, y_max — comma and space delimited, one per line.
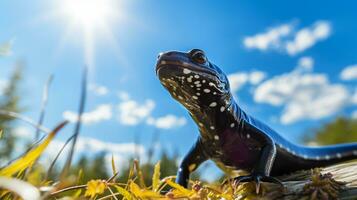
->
52, 0, 124, 69
60, 0, 119, 31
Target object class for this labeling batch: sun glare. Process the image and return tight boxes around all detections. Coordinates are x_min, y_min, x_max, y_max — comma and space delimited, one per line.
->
60, 0, 118, 30
54, 0, 123, 69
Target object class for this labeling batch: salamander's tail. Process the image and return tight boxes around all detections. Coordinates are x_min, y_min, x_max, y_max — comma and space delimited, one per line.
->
298, 143, 357, 164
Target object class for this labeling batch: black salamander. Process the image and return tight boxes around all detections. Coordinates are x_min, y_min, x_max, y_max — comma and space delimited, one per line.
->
155, 49, 357, 193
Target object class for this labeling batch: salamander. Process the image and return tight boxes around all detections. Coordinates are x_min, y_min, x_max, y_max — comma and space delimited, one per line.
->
155, 49, 357, 193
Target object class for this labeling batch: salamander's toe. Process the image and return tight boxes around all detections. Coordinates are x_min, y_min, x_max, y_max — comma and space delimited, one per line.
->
233, 175, 253, 186
261, 175, 284, 186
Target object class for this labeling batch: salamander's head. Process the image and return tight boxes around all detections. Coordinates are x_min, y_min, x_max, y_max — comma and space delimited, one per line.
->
155, 49, 231, 110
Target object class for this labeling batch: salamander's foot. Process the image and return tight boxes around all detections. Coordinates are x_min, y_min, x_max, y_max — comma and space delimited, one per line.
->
224, 173, 284, 194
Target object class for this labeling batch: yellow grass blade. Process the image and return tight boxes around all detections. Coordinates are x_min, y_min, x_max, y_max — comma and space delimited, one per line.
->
0, 121, 67, 177
165, 179, 193, 196
129, 181, 162, 198
114, 185, 135, 200
133, 160, 146, 188
152, 161, 161, 192
111, 154, 117, 176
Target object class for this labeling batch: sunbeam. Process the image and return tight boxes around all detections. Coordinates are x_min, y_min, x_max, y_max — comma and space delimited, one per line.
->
53, 0, 125, 70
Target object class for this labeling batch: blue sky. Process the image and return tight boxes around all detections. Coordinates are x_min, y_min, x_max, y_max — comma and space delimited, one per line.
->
1, 0, 357, 179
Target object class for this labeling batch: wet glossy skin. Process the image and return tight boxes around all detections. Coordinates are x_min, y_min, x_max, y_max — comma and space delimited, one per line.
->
155, 49, 357, 190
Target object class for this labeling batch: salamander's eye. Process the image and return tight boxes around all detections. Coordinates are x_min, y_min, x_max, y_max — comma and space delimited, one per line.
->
190, 50, 207, 64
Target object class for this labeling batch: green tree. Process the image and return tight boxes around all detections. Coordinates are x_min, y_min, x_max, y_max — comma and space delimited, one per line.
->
304, 117, 357, 145
0, 63, 23, 162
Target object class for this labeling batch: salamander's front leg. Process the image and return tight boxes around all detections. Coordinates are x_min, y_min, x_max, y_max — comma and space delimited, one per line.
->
176, 139, 207, 187
227, 138, 283, 193
235, 143, 283, 193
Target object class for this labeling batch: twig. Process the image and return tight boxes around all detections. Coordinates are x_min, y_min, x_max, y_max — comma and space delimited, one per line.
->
107, 171, 120, 183
0, 110, 50, 133
0, 110, 51, 166
60, 65, 88, 179
50, 184, 87, 196
107, 186, 119, 200
97, 193, 121, 200
45, 134, 74, 180
35, 74, 53, 141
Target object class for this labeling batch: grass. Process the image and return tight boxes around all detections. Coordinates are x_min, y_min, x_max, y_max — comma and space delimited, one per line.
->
0, 126, 354, 200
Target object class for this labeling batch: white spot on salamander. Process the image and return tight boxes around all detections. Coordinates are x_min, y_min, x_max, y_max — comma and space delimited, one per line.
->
337, 153, 342, 158
193, 96, 198, 100
230, 123, 235, 128
203, 89, 211, 93
210, 126, 215, 130
187, 76, 193, 83
194, 81, 200, 85
214, 135, 219, 140
246, 134, 250, 139
183, 68, 191, 74
196, 93, 201, 96
209, 82, 215, 86
209, 102, 217, 107
202, 80, 206, 83
220, 106, 225, 112
194, 75, 199, 79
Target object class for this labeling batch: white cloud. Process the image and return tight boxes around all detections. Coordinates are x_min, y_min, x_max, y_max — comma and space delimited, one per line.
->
243, 21, 332, 56
297, 57, 314, 71
63, 104, 112, 125
13, 127, 34, 140
117, 98, 155, 125
286, 21, 331, 55
76, 137, 145, 155
117, 91, 130, 101
89, 83, 109, 96
43, 137, 145, 173
243, 23, 292, 51
117, 92, 186, 129
147, 115, 187, 129
228, 71, 266, 93
340, 64, 357, 81
254, 59, 350, 124
45, 138, 145, 159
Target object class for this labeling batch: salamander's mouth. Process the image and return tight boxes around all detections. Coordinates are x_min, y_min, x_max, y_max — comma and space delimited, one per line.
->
156, 59, 217, 77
